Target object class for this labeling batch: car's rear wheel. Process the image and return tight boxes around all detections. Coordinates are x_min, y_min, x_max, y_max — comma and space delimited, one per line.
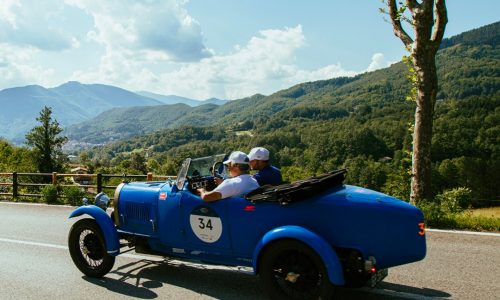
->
259, 239, 336, 300
68, 218, 115, 277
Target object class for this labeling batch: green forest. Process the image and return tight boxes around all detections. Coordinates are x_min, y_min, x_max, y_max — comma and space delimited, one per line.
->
1, 22, 499, 211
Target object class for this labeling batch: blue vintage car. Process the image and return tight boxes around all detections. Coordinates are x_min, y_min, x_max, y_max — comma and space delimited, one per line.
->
68, 153, 426, 299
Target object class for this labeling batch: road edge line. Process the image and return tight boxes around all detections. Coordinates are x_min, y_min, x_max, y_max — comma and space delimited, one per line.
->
427, 228, 500, 237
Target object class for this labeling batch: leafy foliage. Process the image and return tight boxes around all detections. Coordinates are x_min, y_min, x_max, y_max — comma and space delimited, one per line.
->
41, 185, 59, 204
64, 186, 87, 206
25, 106, 68, 174
436, 187, 472, 214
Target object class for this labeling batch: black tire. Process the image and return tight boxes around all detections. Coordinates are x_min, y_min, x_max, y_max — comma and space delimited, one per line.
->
259, 239, 336, 300
68, 218, 115, 277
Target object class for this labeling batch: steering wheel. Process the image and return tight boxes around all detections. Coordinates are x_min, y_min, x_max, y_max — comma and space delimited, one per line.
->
212, 161, 224, 178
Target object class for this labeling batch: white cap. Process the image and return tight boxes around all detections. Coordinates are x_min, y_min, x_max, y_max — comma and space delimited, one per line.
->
223, 151, 250, 165
248, 147, 269, 161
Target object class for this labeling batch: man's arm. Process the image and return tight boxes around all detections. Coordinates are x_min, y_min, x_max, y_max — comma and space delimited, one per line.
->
197, 188, 222, 202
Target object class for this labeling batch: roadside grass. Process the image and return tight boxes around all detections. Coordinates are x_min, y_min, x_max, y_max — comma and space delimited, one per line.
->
469, 207, 500, 218
424, 210, 500, 232
418, 201, 500, 232
453, 213, 500, 232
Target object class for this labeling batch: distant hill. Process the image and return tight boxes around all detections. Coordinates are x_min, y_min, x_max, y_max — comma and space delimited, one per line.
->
440, 21, 500, 48
0, 81, 163, 142
66, 103, 220, 143
136, 91, 228, 107
65, 94, 263, 144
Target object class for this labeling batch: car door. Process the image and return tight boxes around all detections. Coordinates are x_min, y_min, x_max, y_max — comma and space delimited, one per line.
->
157, 185, 183, 247
180, 192, 232, 254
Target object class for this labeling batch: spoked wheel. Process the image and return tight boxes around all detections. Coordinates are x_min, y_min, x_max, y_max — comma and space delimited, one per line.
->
68, 218, 115, 277
259, 240, 335, 300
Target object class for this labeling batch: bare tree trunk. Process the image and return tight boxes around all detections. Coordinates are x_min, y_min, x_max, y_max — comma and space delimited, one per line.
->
386, 0, 447, 204
411, 52, 438, 203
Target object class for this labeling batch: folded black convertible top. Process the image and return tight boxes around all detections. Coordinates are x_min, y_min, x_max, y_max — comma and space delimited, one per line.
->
245, 169, 347, 205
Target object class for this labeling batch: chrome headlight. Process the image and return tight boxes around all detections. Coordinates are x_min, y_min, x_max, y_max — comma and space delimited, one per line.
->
95, 192, 110, 211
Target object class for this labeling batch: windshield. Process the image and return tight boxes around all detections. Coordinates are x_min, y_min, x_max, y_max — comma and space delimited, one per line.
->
176, 154, 227, 189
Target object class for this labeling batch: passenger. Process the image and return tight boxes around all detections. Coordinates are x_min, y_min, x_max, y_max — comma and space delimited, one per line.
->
248, 147, 283, 186
198, 151, 259, 202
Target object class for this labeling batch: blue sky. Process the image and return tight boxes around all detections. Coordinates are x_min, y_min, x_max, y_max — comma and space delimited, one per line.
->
1, 1, 498, 100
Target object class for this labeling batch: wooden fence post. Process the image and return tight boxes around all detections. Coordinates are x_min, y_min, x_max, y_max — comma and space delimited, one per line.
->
97, 173, 102, 193
52, 172, 57, 185
12, 172, 18, 198
147, 172, 153, 181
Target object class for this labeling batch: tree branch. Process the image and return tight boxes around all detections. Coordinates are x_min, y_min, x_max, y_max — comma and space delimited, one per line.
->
431, 0, 448, 50
406, 0, 420, 11
388, 0, 414, 50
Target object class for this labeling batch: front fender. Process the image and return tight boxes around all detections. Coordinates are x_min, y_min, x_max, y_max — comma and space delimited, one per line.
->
253, 225, 344, 285
69, 205, 120, 256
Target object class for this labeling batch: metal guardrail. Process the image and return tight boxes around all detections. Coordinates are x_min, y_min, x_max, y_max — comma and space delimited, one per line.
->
0, 172, 176, 199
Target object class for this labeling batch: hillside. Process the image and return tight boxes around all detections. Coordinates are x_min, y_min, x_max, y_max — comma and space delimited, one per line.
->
67, 103, 219, 143
0, 82, 162, 142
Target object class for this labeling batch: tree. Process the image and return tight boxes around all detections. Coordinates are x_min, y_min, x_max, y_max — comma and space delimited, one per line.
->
25, 106, 68, 173
384, 0, 447, 204
130, 152, 147, 174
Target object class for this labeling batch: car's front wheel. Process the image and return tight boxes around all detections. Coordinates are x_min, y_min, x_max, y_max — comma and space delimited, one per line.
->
68, 218, 115, 277
259, 239, 336, 300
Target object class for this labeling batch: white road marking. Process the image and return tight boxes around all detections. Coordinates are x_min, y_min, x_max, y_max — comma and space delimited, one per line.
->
427, 228, 500, 237
0, 237, 159, 260
0, 201, 74, 208
0, 237, 68, 249
0, 236, 251, 272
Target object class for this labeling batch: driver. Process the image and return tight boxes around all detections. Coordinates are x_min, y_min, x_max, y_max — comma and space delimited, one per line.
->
197, 151, 259, 202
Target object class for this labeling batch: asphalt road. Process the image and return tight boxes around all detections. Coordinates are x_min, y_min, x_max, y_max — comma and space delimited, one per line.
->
0, 201, 499, 299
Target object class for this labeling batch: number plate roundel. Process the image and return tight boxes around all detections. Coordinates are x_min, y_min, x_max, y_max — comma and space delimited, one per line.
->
189, 206, 223, 243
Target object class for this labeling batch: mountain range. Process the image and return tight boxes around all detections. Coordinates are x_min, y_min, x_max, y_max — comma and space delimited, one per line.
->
0, 82, 225, 143
136, 91, 228, 107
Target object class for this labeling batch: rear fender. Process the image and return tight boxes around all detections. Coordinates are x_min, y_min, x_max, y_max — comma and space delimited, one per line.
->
69, 205, 120, 256
253, 225, 344, 285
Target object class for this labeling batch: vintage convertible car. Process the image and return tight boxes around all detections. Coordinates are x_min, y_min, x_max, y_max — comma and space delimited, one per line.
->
68, 153, 426, 299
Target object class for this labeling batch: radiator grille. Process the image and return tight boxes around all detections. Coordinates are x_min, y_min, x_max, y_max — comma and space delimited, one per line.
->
125, 202, 150, 222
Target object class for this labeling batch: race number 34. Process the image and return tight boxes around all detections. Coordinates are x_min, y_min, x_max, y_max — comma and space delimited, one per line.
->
190, 215, 222, 243
198, 217, 213, 230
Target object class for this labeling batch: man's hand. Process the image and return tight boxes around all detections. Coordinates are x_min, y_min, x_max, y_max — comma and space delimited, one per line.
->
197, 188, 207, 197
214, 177, 223, 186
197, 188, 222, 202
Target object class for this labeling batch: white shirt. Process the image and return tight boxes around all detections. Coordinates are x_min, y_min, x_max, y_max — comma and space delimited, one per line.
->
213, 174, 259, 199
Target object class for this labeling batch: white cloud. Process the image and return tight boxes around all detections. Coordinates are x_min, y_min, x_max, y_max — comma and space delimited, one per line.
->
153, 25, 308, 99
151, 25, 360, 99
367, 53, 391, 72
70, 24, 366, 100
0, 0, 21, 27
0, 44, 54, 88
0, 1, 79, 51
66, 0, 211, 61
